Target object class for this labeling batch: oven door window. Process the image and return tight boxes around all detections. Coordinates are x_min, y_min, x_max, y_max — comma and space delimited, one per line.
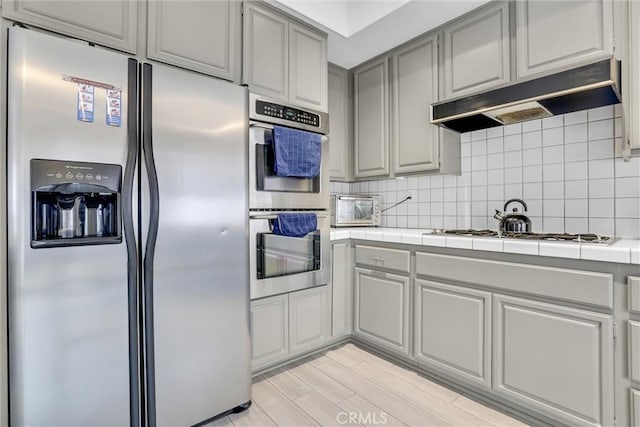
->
257, 230, 321, 279
337, 199, 373, 223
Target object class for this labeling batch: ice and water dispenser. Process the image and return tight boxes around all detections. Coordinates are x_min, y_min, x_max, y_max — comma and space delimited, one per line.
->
31, 159, 122, 248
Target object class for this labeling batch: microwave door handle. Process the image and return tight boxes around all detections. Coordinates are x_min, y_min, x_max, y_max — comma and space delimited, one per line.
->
250, 214, 329, 219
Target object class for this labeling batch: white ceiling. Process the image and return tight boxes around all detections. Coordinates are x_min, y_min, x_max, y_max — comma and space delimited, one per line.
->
270, 0, 492, 69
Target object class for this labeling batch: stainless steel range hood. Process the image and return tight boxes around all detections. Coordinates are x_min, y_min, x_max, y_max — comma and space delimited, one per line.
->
431, 57, 621, 133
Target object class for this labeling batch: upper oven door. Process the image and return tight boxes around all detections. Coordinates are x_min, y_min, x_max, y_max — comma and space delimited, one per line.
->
249, 123, 329, 210
249, 212, 330, 299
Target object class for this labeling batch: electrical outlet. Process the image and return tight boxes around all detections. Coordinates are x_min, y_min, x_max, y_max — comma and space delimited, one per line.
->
407, 189, 416, 200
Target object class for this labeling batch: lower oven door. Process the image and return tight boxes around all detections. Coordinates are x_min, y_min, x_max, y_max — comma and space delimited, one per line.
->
249, 212, 330, 299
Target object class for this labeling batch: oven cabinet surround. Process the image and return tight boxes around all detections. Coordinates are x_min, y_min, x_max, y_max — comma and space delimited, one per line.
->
414, 279, 492, 389
331, 241, 353, 338
242, 1, 328, 111
352, 39, 460, 180
250, 285, 330, 372
328, 63, 352, 182
147, 0, 241, 82
1, 0, 138, 53
441, 1, 510, 99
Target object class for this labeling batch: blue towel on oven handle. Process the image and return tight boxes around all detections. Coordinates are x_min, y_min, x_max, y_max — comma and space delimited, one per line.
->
272, 125, 322, 178
272, 213, 317, 237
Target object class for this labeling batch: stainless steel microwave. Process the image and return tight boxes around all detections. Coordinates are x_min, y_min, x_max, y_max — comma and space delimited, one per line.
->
330, 194, 381, 227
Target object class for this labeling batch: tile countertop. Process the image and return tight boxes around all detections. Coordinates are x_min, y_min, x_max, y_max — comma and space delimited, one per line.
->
330, 227, 640, 265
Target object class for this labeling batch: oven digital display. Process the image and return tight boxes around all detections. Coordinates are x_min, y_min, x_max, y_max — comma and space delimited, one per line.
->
256, 100, 320, 127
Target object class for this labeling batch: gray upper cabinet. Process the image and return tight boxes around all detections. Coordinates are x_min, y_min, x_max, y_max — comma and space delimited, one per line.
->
2, 0, 137, 53
391, 35, 439, 174
328, 63, 352, 181
354, 267, 410, 356
289, 23, 328, 111
243, 2, 328, 110
442, 2, 510, 99
516, 0, 613, 79
493, 294, 614, 426
353, 57, 390, 178
147, 0, 241, 82
414, 279, 492, 389
243, 2, 289, 100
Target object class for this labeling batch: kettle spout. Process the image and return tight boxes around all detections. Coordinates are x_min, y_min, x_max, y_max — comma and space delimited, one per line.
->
493, 209, 504, 221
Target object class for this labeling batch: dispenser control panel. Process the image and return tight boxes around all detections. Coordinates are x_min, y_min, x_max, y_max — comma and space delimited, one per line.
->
256, 100, 320, 127
31, 159, 121, 191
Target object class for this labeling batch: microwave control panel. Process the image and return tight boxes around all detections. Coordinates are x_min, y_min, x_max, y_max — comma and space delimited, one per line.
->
256, 100, 320, 128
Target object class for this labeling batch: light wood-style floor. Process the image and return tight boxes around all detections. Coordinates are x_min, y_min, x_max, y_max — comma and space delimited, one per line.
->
208, 343, 528, 427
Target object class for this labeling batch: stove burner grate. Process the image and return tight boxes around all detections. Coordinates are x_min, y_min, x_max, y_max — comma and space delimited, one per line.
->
440, 229, 611, 243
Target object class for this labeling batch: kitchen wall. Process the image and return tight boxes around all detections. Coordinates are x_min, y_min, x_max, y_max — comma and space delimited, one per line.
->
331, 104, 640, 238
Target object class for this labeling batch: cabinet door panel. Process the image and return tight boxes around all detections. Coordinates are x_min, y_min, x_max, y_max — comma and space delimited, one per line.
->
415, 279, 491, 388
516, 0, 613, 78
354, 268, 409, 355
354, 58, 389, 178
289, 285, 330, 354
290, 23, 327, 111
632, 389, 640, 427
630, 320, 640, 384
493, 294, 614, 426
147, 0, 240, 81
331, 242, 352, 337
328, 64, 351, 181
392, 35, 439, 174
243, 3, 288, 100
3, 0, 137, 53
443, 2, 510, 99
250, 295, 289, 370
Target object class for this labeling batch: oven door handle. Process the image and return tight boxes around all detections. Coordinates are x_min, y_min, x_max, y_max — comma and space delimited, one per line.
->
250, 122, 328, 142
250, 213, 329, 220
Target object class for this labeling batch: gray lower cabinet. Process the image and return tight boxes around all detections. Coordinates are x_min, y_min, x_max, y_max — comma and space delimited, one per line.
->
2, 0, 138, 53
250, 293, 289, 371
331, 242, 352, 337
630, 320, 640, 384
515, 0, 613, 79
414, 279, 491, 388
243, 2, 289, 101
328, 63, 352, 181
147, 0, 241, 82
243, 1, 328, 111
289, 285, 330, 354
493, 294, 614, 426
353, 57, 390, 179
632, 389, 640, 427
391, 35, 439, 174
353, 267, 410, 355
441, 1, 510, 99
630, 276, 640, 313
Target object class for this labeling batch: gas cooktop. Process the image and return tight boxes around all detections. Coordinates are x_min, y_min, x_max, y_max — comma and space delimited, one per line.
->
428, 229, 614, 244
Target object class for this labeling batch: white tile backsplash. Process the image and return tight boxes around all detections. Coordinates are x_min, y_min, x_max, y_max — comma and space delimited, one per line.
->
332, 105, 640, 238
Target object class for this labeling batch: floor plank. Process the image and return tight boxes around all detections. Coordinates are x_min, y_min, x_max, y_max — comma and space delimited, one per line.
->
348, 344, 461, 403
324, 345, 364, 368
252, 376, 320, 426
295, 391, 364, 427
227, 401, 276, 427
314, 357, 450, 426
351, 361, 494, 426
337, 395, 406, 427
453, 395, 529, 427
287, 360, 355, 403
265, 365, 313, 401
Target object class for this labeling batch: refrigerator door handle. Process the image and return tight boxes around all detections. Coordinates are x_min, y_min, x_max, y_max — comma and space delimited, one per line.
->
123, 57, 141, 427
142, 62, 159, 427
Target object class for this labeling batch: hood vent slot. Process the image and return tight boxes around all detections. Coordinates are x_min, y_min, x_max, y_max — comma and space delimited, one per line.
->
431, 57, 621, 133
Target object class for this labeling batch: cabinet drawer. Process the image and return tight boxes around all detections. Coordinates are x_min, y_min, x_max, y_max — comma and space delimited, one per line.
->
629, 276, 640, 314
355, 245, 410, 273
415, 252, 613, 309
630, 321, 640, 384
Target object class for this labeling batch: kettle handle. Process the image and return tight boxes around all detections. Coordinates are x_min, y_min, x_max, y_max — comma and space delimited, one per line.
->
504, 198, 528, 212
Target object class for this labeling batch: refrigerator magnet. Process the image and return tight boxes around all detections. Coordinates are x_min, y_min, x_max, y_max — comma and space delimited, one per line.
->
106, 89, 122, 127
77, 83, 94, 123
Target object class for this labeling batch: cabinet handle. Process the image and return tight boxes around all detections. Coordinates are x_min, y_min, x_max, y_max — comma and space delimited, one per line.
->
369, 257, 385, 263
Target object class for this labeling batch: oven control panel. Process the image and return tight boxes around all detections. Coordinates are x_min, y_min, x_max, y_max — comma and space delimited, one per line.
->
256, 100, 320, 127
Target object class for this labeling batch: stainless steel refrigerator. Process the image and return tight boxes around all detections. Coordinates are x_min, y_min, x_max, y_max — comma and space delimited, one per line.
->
7, 27, 251, 426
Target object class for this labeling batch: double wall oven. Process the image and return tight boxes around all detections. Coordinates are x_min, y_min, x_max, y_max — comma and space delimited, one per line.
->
248, 94, 330, 299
